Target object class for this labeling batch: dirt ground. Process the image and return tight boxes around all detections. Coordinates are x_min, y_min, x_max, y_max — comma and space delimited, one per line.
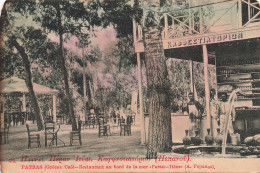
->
0, 123, 147, 162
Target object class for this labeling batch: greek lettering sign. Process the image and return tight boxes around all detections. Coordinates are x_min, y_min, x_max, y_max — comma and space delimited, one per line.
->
166, 32, 243, 49
134, 26, 260, 53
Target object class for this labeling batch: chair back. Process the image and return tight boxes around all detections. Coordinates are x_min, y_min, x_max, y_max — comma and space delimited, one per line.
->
78, 120, 82, 133
45, 122, 55, 132
97, 116, 105, 126
26, 121, 38, 133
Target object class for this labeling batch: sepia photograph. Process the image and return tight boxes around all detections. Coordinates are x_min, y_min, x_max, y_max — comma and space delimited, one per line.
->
0, 0, 260, 172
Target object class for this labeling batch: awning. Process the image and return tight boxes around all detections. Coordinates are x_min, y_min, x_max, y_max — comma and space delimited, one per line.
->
0, 76, 59, 94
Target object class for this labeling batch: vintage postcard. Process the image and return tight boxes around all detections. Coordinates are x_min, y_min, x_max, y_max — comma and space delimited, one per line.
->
0, 0, 260, 172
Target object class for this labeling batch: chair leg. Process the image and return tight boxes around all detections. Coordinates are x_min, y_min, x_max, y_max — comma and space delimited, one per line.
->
45, 133, 47, 147
28, 139, 30, 149
106, 126, 110, 136
70, 133, 73, 145
38, 135, 41, 148
4, 133, 6, 144
79, 133, 82, 145
55, 134, 57, 146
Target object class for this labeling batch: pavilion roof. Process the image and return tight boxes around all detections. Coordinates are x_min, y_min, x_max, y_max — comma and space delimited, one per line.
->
0, 76, 59, 94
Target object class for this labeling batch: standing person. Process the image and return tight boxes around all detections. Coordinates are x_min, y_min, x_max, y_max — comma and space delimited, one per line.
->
186, 92, 204, 137
209, 89, 220, 138
218, 92, 235, 135
115, 107, 120, 119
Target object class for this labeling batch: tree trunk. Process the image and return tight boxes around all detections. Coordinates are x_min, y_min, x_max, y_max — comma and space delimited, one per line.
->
0, 3, 7, 78
56, 2, 77, 131
12, 39, 44, 131
143, 28, 172, 159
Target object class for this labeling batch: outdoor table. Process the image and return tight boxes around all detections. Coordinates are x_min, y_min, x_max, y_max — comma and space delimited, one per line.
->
45, 124, 65, 147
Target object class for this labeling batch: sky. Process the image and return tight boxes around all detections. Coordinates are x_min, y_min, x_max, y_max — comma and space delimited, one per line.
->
0, 0, 117, 56
59, 26, 117, 55
0, 0, 5, 16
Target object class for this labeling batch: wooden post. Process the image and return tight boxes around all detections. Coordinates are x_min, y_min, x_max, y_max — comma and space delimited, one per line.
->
82, 46, 87, 120
22, 93, 26, 112
53, 94, 56, 122
133, 19, 137, 43
203, 44, 211, 141
1, 96, 5, 131
199, 7, 203, 33
137, 53, 145, 145
164, 13, 168, 39
189, 3, 192, 34
138, 25, 142, 40
189, 59, 194, 93
238, 0, 243, 27
248, 0, 251, 22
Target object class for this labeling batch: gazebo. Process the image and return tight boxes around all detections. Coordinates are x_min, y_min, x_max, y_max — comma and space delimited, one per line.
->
0, 76, 59, 123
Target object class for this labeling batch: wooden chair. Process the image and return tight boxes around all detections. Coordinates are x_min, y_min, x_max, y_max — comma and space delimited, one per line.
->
45, 122, 55, 146
108, 117, 120, 134
0, 123, 10, 144
84, 116, 95, 129
4, 123, 10, 143
70, 121, 82, 145
120, 116, 132, 136
26, 123, 41, 149
97, 116, 110, 137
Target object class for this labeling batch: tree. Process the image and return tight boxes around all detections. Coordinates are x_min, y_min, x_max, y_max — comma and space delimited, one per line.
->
100, 0, 172, 158
141, 1, 172, 158
28, 0, 102, 130
10, 35, 45, 130
1, 0, 60, 130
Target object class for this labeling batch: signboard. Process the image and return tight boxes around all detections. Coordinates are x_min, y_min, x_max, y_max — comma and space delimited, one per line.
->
135, 25, 260, 52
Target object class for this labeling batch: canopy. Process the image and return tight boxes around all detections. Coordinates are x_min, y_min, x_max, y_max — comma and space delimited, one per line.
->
0, 76, 59, 94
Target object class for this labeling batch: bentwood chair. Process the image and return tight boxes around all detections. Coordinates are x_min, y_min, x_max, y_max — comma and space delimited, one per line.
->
70, 120, 82, 145
120, 116, 132, 136
45, 122, 55, 146
97, 116, 110, 137
0, 123, 10, 144
26, 122, 41, 149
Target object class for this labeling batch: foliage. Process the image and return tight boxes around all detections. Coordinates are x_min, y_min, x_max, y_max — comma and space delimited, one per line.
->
88, 40, 138, 113
101, 0, 142, 38
167, 58, 216, 112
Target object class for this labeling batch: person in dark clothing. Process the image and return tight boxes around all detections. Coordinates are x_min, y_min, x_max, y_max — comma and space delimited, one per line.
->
186, 92, 204, 137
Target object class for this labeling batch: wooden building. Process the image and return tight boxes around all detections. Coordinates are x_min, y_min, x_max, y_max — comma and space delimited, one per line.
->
133, 0, 260, 143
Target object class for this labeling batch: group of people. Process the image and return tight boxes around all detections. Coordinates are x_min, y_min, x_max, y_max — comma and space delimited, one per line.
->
186, 89, 236, 137
87, 106, 133, 125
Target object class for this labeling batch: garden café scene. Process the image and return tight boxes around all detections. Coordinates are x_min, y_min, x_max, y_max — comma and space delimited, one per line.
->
1, 0, 260, 162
